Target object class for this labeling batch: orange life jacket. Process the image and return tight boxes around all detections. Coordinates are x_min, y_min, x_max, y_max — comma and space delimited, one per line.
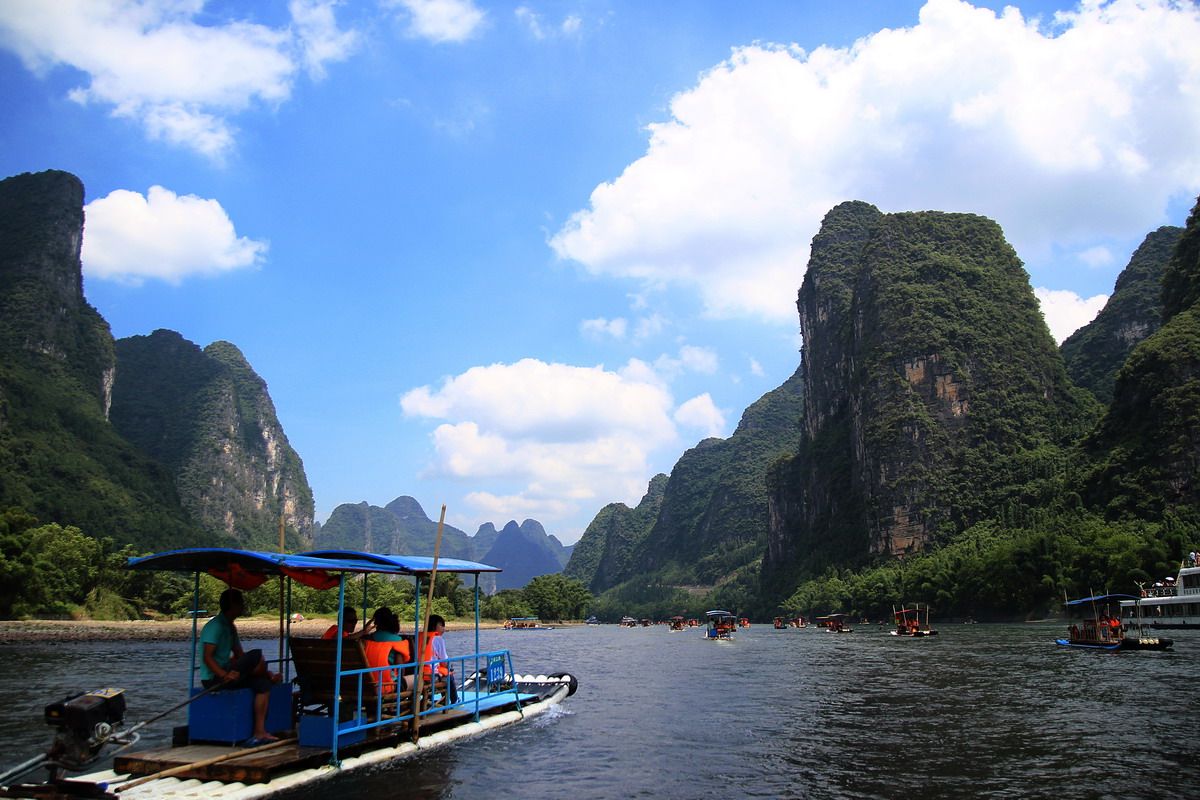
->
418, 633, 449, 676
363, 637, 411, 693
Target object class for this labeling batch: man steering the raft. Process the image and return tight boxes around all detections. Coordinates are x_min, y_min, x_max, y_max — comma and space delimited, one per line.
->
200, 588, 282, 746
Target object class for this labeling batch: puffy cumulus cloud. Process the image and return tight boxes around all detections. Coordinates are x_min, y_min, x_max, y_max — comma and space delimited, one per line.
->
551, 0, 1200, 322
83, 186, 267, 284
674, 394, 726, 438
387, 0, 485, 43
400, 357, 687, 527
0, 0, 356, 160
655, 344, 720, 379
1034, 287, 1109, 343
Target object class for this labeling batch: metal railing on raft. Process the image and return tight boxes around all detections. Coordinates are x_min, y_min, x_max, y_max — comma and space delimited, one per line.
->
319, 648, 522, 736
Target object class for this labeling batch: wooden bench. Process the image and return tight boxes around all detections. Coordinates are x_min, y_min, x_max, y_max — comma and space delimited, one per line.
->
288, 637, 442, 728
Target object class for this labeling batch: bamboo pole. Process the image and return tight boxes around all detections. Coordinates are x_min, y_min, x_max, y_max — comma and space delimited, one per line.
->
115, 738, 294, 792
411, 504, 446, 743
278, 512, 285, 681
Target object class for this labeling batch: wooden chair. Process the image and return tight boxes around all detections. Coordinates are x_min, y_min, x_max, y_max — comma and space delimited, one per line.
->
289, 638, 405, 725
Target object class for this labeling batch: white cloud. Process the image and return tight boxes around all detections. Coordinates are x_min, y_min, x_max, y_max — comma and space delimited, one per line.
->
749, 357, 765, 377
1078, 245, 1116, 269
82, 186, 267, 285
655, 344, 719, 378
515, 6, 581, 39
551, 0, 1200, 322
581, 317, 628, 340
0, 0, 355, 159
388, 0, 485, 43
1034, 287, 1109, 343
674, 394, 726, 438
400, 357, 688, 526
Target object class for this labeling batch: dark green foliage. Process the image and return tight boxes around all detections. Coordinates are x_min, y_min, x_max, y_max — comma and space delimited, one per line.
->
521, 573, 592, 620
0, 172, 208, 553
1061, 226, 1182, 403
1161, 196, 1200, 320
564, 474, 667, 592
763, 206, 1102, 602
110, 332, 315, 550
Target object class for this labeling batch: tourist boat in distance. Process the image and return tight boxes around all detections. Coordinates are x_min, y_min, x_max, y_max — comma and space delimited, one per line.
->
705, 610, 736, 640
791, 616, 808, 628
687, 618, 700, 628
668, 616, 685, 631
620, 616, 638, 627
1119, 561, 1200, 629
815, 614, 853, 633
890, 605, 939, 637
773, 617, 788, 629
585, 616, 600, 625
1057, 593, 1173, 651
504, 616, 554, 630
0, 547, 578, 800
738, 617, 751, 628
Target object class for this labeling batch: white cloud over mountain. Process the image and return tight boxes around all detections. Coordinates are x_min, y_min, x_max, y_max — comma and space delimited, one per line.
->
551, 0, 1200, 327
82, 186, 267, 285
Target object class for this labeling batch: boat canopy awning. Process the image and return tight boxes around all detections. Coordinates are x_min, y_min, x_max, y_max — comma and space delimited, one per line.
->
1065, 594, 1141, 605
301, 549, 501, 574
705, 610, 734, 617
124, 548, 407, 576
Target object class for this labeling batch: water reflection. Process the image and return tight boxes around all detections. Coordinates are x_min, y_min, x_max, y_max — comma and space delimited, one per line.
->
1, 624, 1196, 799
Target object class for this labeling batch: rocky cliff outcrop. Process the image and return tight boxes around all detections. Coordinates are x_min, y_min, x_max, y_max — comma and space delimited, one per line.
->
764, 203, 1099, 593
481, 520, 566, 590
1082, 196, 1200, 518
0, 170, 203, 550
1061, 226, 1183, 404
111, 330, 315, 549
565, 474, 667, 594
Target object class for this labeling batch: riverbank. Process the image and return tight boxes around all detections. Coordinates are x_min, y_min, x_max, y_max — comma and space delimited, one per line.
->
0, 616, 504, 643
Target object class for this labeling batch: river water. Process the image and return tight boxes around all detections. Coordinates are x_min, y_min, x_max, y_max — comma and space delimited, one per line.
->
1, 623, 1196, 799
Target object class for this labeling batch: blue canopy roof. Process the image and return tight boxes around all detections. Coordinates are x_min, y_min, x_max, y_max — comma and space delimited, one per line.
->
705, 610, 734, 617
301, 549, 501, 574
123, 547, 498, 577
1065, 594, 1141, 605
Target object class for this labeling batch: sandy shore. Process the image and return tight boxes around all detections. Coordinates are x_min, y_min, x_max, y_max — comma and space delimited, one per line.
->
0, 616, 501, 643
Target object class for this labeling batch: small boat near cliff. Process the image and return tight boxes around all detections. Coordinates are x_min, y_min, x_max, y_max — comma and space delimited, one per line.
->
1056, 593, 1173, 651
503, 617, 554, 630
0, 547, 578, 800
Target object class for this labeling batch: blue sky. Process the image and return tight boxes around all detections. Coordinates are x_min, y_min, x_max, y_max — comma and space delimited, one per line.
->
2, 0, 1198, 545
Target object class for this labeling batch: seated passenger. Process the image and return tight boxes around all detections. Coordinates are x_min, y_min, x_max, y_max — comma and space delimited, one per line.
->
363, 607, 411, 694
321, 607, 374, 640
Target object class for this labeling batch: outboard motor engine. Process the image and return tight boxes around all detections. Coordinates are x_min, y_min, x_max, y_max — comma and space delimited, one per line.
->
43, 690, 127, 776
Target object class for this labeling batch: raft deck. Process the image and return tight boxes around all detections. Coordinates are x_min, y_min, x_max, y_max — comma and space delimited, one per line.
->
114, 690, 536, 784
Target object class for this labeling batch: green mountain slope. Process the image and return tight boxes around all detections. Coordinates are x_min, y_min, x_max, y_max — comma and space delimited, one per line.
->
0, 170, 205, 551
1060, 226, 1183, 404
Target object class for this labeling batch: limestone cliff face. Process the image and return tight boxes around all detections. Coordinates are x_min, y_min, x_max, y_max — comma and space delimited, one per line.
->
565, 474, 667, 594
764, 203, 1098, 591
111, 330, 315, 549
0, 170, 201, 550
0, 170, 114, 412
1082, 196, 1200, 518
1061, 226, 1183, 404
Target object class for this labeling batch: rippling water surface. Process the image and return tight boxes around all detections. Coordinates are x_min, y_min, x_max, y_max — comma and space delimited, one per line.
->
2, 623, 1196, 799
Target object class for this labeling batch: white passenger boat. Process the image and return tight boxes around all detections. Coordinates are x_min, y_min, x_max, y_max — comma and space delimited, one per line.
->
0, 547, 578, 800
1119, 563, 1200, 629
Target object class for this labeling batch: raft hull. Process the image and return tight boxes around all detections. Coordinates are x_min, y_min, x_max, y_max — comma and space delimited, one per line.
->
63, 686, 569, 800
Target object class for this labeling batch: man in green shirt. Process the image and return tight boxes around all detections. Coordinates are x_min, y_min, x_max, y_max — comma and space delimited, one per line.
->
199, 588, 281, 745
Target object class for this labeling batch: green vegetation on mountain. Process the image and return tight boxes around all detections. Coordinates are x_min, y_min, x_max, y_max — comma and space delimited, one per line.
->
110, 330, 315, 550
1060, 226, 1182, 404
0, 171, 205, 553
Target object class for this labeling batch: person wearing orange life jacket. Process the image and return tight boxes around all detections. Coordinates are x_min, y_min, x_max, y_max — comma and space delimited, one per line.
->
362, 607, 411, 694
419, 614, 458, 704
321, 607, 375, 640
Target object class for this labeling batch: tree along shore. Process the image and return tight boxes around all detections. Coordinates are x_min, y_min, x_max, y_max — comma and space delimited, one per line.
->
0, 616, 506, 643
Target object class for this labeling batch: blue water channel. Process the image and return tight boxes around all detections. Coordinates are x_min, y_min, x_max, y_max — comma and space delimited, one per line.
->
1, 622, 1196, 799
